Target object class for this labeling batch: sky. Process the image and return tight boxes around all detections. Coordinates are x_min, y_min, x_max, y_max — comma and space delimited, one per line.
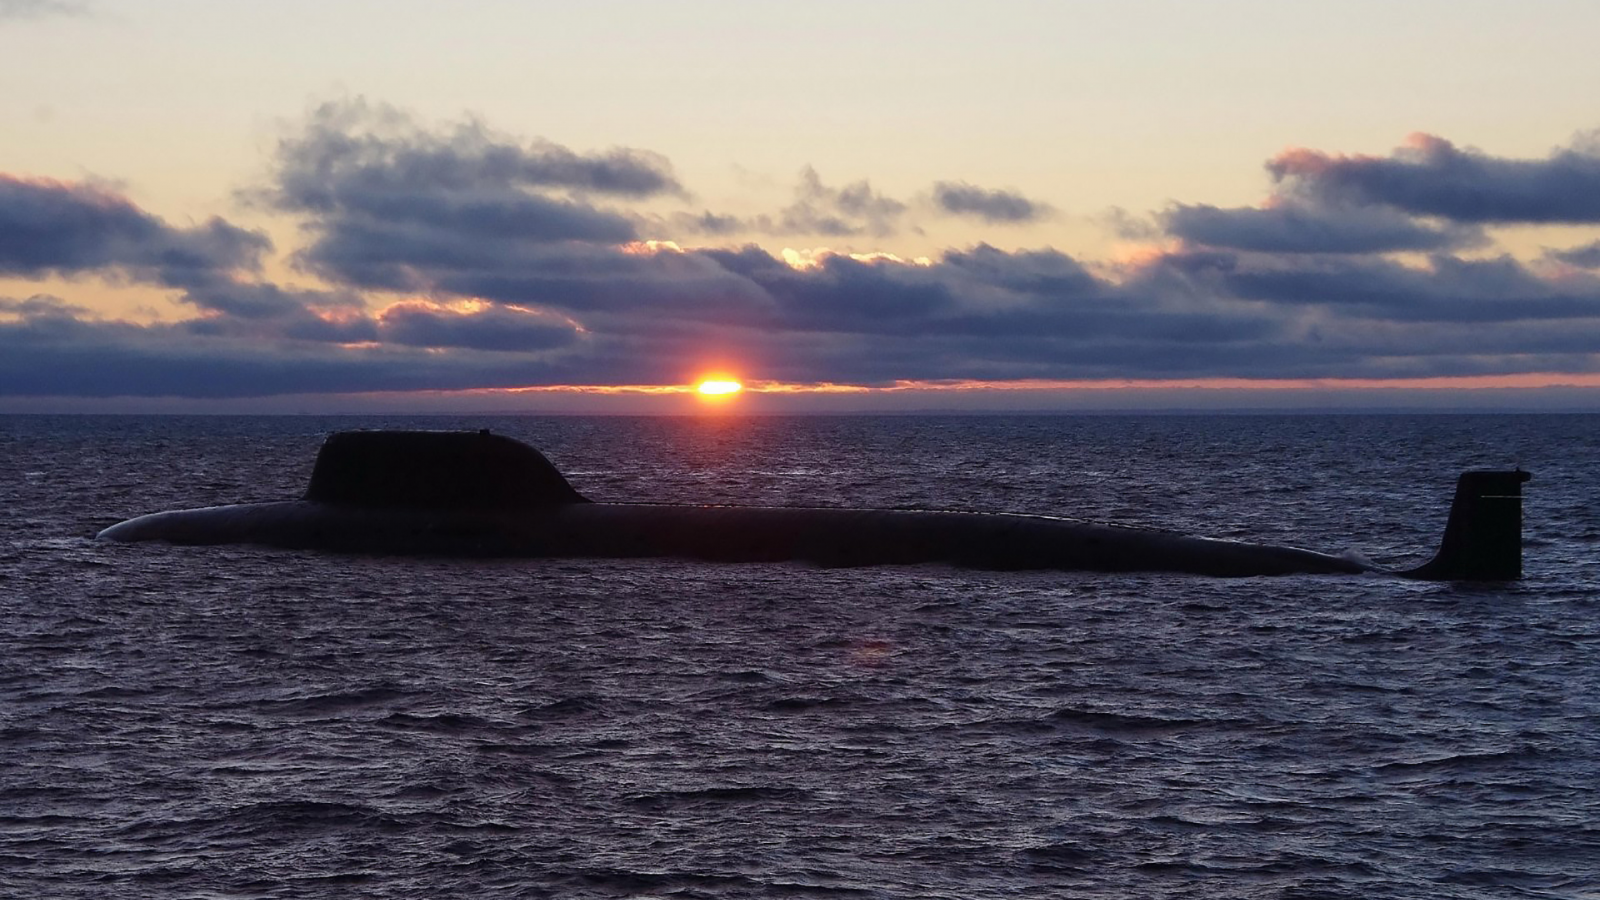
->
4, 0, 1600, 413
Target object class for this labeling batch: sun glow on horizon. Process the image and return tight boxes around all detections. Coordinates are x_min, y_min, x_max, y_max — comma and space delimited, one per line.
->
696, 378, 744, 396
452, 371, 1600, 408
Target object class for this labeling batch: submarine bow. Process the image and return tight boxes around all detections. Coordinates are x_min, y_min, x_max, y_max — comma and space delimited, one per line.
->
97, 430, 1531, 580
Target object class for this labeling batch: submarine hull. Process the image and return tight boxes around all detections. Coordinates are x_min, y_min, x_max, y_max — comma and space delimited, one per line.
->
93, 430, 1531, 580
98, 501, 1368, 577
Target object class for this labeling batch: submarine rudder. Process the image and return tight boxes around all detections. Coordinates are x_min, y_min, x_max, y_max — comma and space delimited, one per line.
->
1399, 469, 1531, 581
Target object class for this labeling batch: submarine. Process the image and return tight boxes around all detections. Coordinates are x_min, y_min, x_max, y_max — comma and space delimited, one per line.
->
98, 429, 1532, 580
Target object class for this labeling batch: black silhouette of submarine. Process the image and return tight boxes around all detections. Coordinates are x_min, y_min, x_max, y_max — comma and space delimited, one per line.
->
98, 429, 1532, 580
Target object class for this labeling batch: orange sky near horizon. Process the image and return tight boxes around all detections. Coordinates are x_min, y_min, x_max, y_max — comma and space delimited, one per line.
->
494, 372, 1600, 397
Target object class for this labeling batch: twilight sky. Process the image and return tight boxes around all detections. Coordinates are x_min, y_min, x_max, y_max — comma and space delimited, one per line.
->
4, 0, 1600, 412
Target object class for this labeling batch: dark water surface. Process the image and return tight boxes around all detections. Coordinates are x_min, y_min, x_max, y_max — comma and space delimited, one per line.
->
2, 414, 1597, 899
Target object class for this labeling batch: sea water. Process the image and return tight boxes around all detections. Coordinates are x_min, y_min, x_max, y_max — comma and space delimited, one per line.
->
2, 413, 1596, 898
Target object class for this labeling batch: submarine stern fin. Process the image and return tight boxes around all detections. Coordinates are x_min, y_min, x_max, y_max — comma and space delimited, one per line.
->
1400, 469, 1531, 581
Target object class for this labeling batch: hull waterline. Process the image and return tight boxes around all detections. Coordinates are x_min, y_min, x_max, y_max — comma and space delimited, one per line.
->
98, 500, 1369, 577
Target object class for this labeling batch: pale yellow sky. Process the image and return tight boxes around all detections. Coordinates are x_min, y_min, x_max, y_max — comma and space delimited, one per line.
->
8, 0, 1598, 249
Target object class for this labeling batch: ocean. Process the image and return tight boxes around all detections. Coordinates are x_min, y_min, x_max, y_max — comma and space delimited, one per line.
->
2, 413, 1596, 899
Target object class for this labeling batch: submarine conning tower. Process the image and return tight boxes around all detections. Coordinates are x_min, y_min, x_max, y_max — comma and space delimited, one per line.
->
304, 430, 590, 509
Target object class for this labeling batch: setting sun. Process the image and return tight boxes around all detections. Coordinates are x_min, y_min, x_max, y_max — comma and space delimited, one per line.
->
696, 379, 743, 396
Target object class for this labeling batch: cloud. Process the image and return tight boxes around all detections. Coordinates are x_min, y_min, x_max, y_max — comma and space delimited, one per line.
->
0, 293, 88, 317
1154, 132, 1600, 257
1162, 201, 1483, 254
0, 294, 567, 397
0, 174, 380, 342
376, 301, 581, 353
272, 98, 681, 210
1549, 240, 1600, 269
376, 242, 777, 329
0, 0, 86, 20
671, 210, 746, 236
672, 167, 910, 238
778, 167, 906, 237
291, 198, 639, 292
1269, 131, 1600, 224
266, 99, 686, 291
932, 182, 1051, 224
1099, 207, 1162, 241
1151, 249, 1600, 325
0, 175, 268, 280
173, 276, 361, 322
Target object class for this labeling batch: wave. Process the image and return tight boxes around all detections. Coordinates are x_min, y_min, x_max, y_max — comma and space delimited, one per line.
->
626, 785, 814, 811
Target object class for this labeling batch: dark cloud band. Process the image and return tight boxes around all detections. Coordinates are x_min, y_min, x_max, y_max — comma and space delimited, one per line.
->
1269, 132, 1600, 224
0, 175, 267, 280
1163, 202, 1482, 254
3, 112, 1599, 400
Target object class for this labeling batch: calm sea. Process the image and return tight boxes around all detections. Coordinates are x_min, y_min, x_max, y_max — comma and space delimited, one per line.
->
2, 414, 1597, 899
